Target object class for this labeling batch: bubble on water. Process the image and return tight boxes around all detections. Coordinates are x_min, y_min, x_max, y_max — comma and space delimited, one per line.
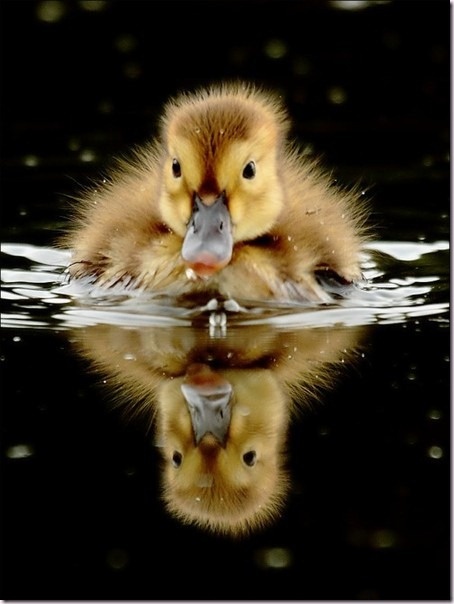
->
370, 528, 397, 549
79, 149, 97, 163
98, 100, 114, 114
427, 409, 442, 421
68, 138, 81, 152
254, 547, 293, 569
79, 0, 108, 11
293, 57, 311, 76
106, 548, 129, 571
264, 39, 287, 59
36, 0, 66, 22
422, 155, 435, 168
327, 86, 347, 105
23, 155, 39, 167
427, 445, 443, 459
6, 443, 35, 459
115, 34, 137, 53
123, 62, 142, 79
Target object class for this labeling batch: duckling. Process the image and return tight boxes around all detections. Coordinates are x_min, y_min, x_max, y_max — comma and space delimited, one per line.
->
63, 82, 367, 302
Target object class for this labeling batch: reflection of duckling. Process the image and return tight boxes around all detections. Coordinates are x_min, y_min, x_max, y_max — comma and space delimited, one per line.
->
63, 83, 367, 302
71, 322, 363, 536
158, 363, 289, 536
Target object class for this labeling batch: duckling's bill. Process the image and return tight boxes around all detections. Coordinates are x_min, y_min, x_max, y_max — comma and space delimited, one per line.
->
181, 363, 232, 446
182, 192, 233, 279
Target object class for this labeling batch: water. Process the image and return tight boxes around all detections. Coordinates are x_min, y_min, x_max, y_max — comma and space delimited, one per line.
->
1, 239, 449, 330
1, 231, 449, 599
1, 1, 449, 599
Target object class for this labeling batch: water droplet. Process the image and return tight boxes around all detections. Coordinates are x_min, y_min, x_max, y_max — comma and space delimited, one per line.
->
219, 129, 225, 135
123, 353, 136, 361
12, 336, 21, 343
194, 127, 201, 134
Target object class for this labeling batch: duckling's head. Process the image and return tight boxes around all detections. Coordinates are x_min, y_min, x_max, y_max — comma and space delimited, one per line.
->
159, 83, 290, 278
157, 364, 289, 537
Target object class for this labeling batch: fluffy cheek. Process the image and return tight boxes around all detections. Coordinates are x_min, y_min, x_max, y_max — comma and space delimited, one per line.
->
229, 188, 283, 241
160, 187, 192, 238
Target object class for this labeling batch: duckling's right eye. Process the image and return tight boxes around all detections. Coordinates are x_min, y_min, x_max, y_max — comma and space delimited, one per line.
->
172, 158, 182, 178
172, 451, 183, 468
243, 450, 257, 467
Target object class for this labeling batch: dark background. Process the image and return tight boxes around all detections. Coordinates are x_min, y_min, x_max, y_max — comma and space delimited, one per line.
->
0, 0, 449, 244
1, 0, 450, 600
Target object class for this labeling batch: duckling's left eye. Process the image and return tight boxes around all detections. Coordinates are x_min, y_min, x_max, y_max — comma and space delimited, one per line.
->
242, 161, 256, 180
172, 158, 182, 178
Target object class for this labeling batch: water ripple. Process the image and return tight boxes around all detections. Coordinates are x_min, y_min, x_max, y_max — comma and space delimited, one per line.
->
1, 241, 449, 330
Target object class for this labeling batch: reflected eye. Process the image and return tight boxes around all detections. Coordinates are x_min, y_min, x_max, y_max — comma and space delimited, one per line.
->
172, 451, 183, 468
243, 450, 257, 467
242, 160, 256, 180
172, 158, 182, 178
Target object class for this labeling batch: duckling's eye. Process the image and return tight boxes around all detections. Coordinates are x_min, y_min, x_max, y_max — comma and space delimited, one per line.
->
172, 451, 183, 468
172, 158, 182, 179
243, 450, 257, 467
242, 161, 256, 180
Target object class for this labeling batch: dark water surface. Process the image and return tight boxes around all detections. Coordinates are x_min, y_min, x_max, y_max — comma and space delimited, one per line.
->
1, 0, 450, 600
